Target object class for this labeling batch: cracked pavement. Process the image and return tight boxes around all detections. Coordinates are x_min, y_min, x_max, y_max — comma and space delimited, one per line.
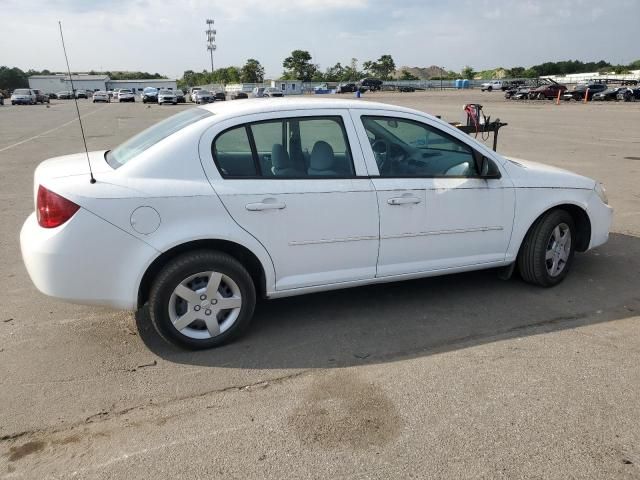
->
1, 93, 639, 479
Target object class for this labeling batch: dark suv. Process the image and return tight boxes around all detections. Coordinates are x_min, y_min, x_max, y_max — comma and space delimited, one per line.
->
359, 78, 383, 92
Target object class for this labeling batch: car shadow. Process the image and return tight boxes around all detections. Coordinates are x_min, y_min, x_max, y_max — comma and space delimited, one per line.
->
136, 233, 640, 369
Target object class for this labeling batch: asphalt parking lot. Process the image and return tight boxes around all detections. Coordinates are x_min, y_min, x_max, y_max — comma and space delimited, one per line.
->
1, 92, 639, 479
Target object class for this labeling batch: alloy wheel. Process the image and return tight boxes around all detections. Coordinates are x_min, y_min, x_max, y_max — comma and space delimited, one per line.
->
545, 223, 572, 277
168, 271, 242, 339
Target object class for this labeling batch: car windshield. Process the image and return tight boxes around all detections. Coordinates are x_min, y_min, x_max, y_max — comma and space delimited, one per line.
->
106, 108, 213, 168
14, 89, 30, 94
197, 91, 210, 95
120, 90, 132, 94
159, 90, 172, 94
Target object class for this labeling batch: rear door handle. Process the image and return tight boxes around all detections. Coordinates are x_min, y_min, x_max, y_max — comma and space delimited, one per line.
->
245, 200, 286, 211
387, 196, 422, 205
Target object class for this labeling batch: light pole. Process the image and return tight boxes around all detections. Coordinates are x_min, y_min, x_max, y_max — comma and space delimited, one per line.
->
206, 19, 216, 77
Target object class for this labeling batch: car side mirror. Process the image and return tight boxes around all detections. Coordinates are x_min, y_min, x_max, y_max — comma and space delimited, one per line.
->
479, 156, 501, 179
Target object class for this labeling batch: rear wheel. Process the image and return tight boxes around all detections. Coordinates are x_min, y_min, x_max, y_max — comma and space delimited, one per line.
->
149, 251, 256, 349
518, 210, 575, 287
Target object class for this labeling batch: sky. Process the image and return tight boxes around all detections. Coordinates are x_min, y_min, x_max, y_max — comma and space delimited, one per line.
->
1, 0, 638, 79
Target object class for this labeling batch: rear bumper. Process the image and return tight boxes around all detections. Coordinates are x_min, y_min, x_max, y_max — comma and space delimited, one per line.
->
20, 210, 159, 310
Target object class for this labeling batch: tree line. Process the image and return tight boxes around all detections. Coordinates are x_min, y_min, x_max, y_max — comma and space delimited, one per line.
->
3, 56, 639, 92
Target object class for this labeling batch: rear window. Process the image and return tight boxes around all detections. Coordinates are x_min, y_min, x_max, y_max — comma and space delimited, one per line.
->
106, 108, 213, 168
14, 89, 31, 94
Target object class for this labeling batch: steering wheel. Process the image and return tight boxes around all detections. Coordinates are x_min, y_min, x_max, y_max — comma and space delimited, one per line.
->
371, 139, 391, 172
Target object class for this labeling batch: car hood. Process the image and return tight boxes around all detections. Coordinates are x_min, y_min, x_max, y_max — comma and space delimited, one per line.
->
503, 157, 596, 190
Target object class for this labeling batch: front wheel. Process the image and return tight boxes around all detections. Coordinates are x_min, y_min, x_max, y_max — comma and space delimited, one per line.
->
518, 209, 575, 287
148, 251, 256, 349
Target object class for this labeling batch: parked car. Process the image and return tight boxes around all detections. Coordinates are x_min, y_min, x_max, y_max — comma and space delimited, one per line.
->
0, 94, 3, 106
11, 88, 37, 105
251, 87, 266, 98
19, 99, 612, 350
194, 90, 214, 104
212, 91, 226, 101
562, 83, 607, 101
189, 87, 202, 102
480, 80, 503, 92
359, 78, 383, 91
56, 91, 73, 100
158, 89, 177, 105
617, 87, 640, 102
530, 84, 567, 100
117, 89, 135, 102
231, 91, 248, 100
75, 90, 88, 99
142, 87, 158, 104
263, 87, 284, 98
174, 90, 186, 103
92, 91, 110, 103
505, 86, 532, 100
337, 83, 357, 93
592, 87, 626, 101
48, 92, 58, 100
32, 89, 50, 104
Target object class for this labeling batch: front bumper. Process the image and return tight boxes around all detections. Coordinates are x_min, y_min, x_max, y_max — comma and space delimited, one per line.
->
586, 194, 613, 249
20, 210, 159, 310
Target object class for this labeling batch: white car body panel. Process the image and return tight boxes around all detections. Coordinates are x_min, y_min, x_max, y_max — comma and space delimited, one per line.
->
20, 98, 613, 311
198, 109, 378, 290
350, 108, 515, 276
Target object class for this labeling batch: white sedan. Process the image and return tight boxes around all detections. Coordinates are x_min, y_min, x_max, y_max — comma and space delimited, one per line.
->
20, 99, 612, 349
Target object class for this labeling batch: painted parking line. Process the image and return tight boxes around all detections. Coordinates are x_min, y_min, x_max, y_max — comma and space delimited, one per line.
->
0, 106, 106, 154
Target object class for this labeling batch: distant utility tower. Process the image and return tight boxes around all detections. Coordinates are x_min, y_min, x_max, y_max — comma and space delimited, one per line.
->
206, 19, 217, 75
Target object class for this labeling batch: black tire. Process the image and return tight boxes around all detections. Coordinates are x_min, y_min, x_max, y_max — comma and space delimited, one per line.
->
148, 250, 256, 349
487, 86, 493, 92
518, 209, 576, 287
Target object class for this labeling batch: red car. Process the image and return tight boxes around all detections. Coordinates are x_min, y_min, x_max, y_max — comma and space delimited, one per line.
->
530, 83, 567, 100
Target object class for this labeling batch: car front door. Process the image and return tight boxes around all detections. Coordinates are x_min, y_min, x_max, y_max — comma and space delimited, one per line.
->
351, 109, 515, 277
199, 110, 379, 291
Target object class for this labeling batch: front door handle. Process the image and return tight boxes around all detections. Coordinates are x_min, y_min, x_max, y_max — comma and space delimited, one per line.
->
387, 196, 422, 206
245, 199, 287, 211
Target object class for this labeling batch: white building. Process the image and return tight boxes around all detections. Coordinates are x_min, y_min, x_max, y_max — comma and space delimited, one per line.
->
270, 80, 303, 95
28, 74, 178, 95
28, 74, 109, 94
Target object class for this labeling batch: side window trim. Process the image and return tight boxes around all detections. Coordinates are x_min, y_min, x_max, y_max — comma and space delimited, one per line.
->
245, 124, 261, 175
359, 113, 486, 179
212, 115, 358, 180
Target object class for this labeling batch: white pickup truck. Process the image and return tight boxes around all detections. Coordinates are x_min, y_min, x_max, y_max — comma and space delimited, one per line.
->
481, 80, 504, 92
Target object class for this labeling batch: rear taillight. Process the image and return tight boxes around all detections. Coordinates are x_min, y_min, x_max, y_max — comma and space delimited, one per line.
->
36, 185, 80, 228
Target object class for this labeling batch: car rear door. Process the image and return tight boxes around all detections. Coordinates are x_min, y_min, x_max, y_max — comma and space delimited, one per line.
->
350, 108, 515, 277
199, 109, 379, 291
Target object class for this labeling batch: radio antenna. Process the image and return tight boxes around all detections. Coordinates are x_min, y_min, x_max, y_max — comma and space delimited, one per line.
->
58, 21, 96, 184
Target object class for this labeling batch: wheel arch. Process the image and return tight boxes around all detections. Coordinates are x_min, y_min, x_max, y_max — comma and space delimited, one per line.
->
517, 203, 592, 258
137, 239, 268, 309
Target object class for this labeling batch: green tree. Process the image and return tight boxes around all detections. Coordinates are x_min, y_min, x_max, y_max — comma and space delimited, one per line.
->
283, 50, 318, 81
240, 59, 265, 83
0, 66, 28, 91
363, 54, 396, 80
324, 62, 345, 82
461, 65, 475, 79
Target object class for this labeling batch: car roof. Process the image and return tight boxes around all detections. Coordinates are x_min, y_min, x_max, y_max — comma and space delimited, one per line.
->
197, 97, 423, 119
